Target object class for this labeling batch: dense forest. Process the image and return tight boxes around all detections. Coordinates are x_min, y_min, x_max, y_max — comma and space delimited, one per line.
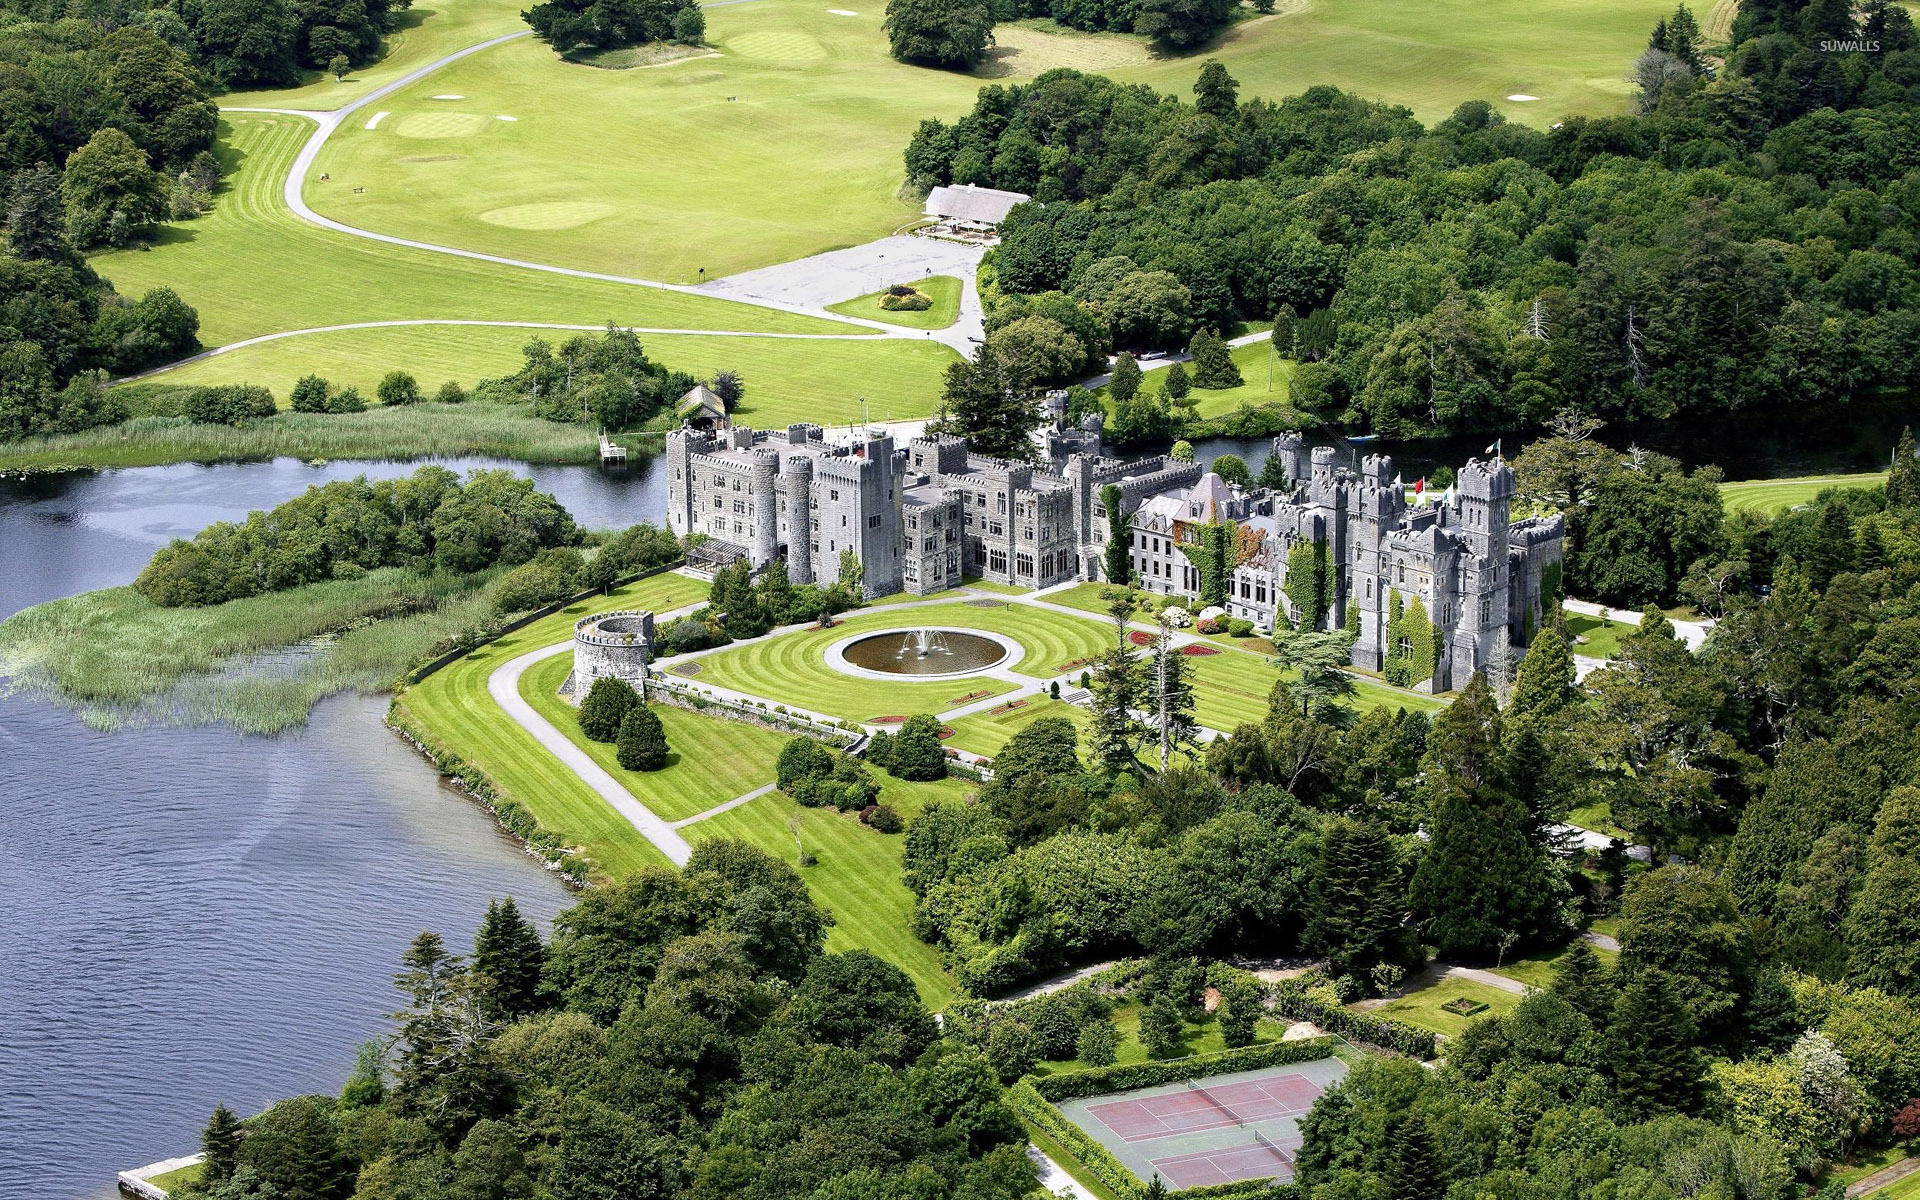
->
912, 0, 1920, 437
173, 845, 1040, 1200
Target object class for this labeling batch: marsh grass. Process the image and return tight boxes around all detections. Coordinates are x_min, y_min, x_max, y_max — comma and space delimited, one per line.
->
0, 569, 502, 733
0, 404, 631, 473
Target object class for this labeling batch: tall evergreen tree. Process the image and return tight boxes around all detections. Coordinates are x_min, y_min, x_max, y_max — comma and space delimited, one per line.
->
1147, 616, 1197, 770
1307, 818, 1409, 976
1109, 351, 1142, 409
941, 341, 1044, 460
1607, 970, 1703, 1116
392, 931, 465, 1101
1410, 788, 1561, 959
1548, 939, 1617, 1024
5, 166, 70, 262
1388, 1111, 1444, 1200
1192, 59, 1238, 117
1844, 787, 1920, 996
1889, 426, 1920, 510
473, 897, 546, 1022
1087, 643, 1145, 774
200, 1102, 245, 1184
1509, 625, 1576, 719
1188, 328, 1244, 389
616, 705, 669, 771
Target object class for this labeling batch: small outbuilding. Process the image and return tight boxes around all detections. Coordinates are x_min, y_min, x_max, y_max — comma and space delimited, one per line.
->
676, 383, 728, 429
923, 183, 1031, 229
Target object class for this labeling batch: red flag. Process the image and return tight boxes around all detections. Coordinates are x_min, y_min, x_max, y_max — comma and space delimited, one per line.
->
1414, 476, 1426, 496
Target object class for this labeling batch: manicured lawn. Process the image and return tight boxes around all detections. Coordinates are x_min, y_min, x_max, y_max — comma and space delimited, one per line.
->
221, 0, 529, 110
1363, 977, 1520, 1039
91, 115, 849, 354
135, 324, 956, 426
519, 653, 789, 821
1878, 1169, 1920, 1200
1186, 642, 1445, 732
681, 777, 967, 1005
148, 1162, 205, 1193
1824, 1145, 1914, 1189
1567, 799, 1628, 841
1564, 611, 1629, 660
1033, 1001, 1298, 1074
944, 696, 1090, 758
827, 275, 964, 330
1489, 940, 1619, 991
688, 602, 1110, 721
959, 577, 1034, 595
391, 571, 708, 878
1720, 473, 1882, 516
1113, 342, 1299, 421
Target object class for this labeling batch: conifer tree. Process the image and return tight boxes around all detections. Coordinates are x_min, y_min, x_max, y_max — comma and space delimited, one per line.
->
200, 1103, 244, 1184
1259, 450, 1290, 491
1148, 617, 1197, 769
473, 897, 546, 1021
339, 1040, 387, 1108
1410, 788, 1560, 959
1109, 352, 1142, 409
1307, 818, 1409, 976
1509, 624, 1576, 718
1548, 939, 1616, 1024
1145, 1176, 1169, 1200
392, 931, 465, 1101
1166, 361, 1191, 400
1087, 642, 1144, 773
1389, 1111, 1444, 1200
1188, 328, 1244, 388
616, 704, 668, 772
1844, 786, 1920, 996
577, 675, 640, 742
1218, 976, 1260, 1047
5, 165, 69, 262
1607, 970, 1703, 1116
1888, 426, 1920, 510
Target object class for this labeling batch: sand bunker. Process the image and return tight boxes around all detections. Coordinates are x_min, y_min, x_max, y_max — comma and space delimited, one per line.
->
1507, 93, 1540, 101
496, 115, 518, 121
364, 111, 389, 129
827, 8, 857, 13
430, 94, 465, 100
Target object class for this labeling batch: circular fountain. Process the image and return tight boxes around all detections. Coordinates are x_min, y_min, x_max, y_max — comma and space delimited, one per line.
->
825, 627, 1019, 679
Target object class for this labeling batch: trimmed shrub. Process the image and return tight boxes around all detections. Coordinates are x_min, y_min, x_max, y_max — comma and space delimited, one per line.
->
434, 380, 468, 404
185, 384, 275, 425
1268, 978, 1436, 1059
615, 705, 667, 770
329, 386, 367, 414
290, 374, 330, 413
1032, 1035, 1343, 1101
577, 676, 640, 743
867, 804, 903, 833
377, 371, 421, 406
1076, 1017, 1118, 1066
1227, 618, 1254, 638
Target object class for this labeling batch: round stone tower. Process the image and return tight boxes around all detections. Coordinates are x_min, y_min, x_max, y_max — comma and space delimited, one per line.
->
750, 448, 780, 567
781, 454, 814, 584
569, 610, 654, 699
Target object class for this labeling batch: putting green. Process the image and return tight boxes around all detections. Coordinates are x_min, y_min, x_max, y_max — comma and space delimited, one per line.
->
394, 111, 495, 138
90, 115, 855, 351
479, 200, 617, 229
726, 29, 832, 60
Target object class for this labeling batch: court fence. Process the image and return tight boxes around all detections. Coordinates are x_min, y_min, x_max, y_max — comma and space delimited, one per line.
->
1009, 1078, 1300, 1200
1032, 1035, 1342, 1101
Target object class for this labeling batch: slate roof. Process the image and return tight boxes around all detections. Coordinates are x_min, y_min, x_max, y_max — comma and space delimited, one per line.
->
923, 183, 1031, 226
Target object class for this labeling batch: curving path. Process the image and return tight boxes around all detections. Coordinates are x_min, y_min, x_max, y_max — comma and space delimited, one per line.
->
220, 24, 930, 342
488, 639, 694, 866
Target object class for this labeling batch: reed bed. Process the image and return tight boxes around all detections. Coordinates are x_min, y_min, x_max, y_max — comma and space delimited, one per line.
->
0, 404, 646, 473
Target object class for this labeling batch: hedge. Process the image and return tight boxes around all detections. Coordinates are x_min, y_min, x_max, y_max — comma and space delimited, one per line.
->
1268, 979, 1437, 1060
1010, 1078, 1307, 1200
1032, 1035, 1342, 1101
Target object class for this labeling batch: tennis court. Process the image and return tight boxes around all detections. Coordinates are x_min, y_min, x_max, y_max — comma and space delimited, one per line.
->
1055, 1056, 1349, 1191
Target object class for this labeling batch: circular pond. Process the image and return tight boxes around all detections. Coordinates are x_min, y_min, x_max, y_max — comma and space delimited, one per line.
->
840, 629, 1009, 676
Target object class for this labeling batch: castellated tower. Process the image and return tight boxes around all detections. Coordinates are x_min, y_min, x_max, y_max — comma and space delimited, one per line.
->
749, 448, 780, 567
1449, 457, 1517, 687
1308, 444, 1339, 508
780, 453, 815, 585
1270, 432, 1306, 493
1454, 457, 1514, 564
1350, 454, 1405, 671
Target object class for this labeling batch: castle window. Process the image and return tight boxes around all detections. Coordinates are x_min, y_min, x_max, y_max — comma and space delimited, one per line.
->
1396, 564, 1405, 583
990, 549, 1007, 574
1397, 635, 1412, 657
714, 498, 723, 510
868, 515, 881, 529
830, 489, 840, 501
1017, 553, 1033, 576
1481, 597, 1492, 624
841, 516, 848, 528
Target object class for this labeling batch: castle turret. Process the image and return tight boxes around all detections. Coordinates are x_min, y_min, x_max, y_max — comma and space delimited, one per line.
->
1270, 433, 1305, 493
781, 453, 815, 584
750, 448, 780, 567
1309, 445, 1338, 508
1455, 457, 1514, 564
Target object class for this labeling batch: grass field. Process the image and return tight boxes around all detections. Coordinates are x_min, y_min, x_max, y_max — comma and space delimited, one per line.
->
521, 652, 790, 821
305, 0, 1673, 284
1488, 940, 1618, 991
90, 115, 850, 352
1720, 473, 1883, 516
943, 695, 1090, 757
130, 325, 956, 428
683, 774, 967, 1005
688, 602, 1111, 721
827, 276, 964, 330
1033, 1000, 1297, 1074
1113, 342, 1299, 421
1563, 612, 1628, 661
1185, 641, 1445, 729
391, 571, 709, 877
1362, 976, 1520, 1038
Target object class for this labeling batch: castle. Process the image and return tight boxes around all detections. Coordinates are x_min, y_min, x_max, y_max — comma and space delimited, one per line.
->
665, 413, 1563, 692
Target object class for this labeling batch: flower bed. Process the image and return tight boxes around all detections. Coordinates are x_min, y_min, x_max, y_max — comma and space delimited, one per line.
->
871, 714, 908, 724
949, 688, 993, 704
1128, 630, 1155, 646
1180, 644, 1220, 656
987, 698, 1030, 716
